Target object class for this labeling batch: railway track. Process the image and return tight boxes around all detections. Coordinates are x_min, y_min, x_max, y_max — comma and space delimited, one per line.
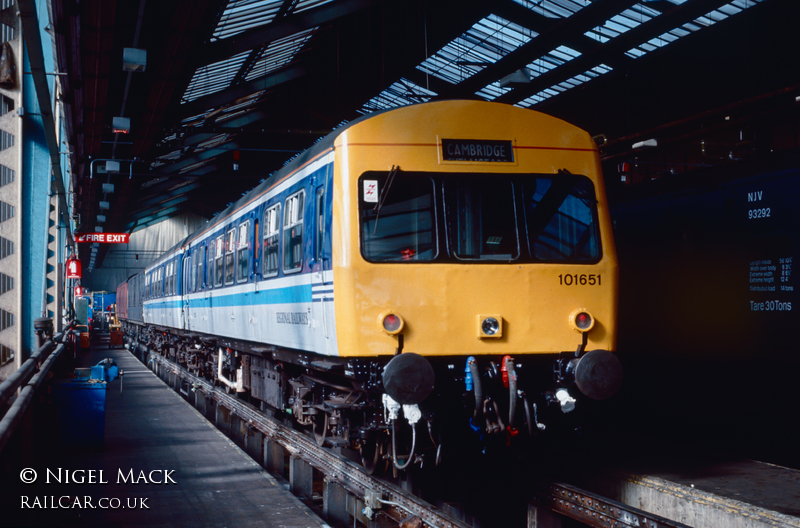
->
147, 350, 470, 528
144, 348, 689, 528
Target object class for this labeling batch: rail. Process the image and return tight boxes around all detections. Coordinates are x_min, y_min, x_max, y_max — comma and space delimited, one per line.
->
147, 350, 698, 528
0, 318, 74, 452
147, 351, 471, 528
535, 482, 691, 528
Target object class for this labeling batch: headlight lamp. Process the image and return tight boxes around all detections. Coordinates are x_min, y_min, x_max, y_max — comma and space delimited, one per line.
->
482, 318, 499, 335
477, 314, 503, 339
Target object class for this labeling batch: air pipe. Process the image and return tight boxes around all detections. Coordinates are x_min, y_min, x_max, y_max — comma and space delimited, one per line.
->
217, 347, 243, 392
468, 357, 483, 428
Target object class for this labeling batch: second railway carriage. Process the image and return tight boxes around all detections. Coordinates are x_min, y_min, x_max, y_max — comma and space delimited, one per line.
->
119, 100, 622, 469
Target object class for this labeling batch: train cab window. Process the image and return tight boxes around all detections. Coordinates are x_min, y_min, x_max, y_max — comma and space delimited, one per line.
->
283, 191, 304, 273
263, 204, 280, 277
523, 176, 600, 262
237, 221, 249, 283
225, 229, 236, 285
443, 177, 519, 261
214, 235, 224, 287
359, 171, 437, 262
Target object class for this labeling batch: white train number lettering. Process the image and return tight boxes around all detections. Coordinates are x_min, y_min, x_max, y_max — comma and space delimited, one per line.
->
559, 274, 601, 286
748, 208, 770, 219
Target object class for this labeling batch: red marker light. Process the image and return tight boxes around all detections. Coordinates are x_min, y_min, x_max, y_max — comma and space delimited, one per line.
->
575, 312, 592, 330
383, 314, 402, 333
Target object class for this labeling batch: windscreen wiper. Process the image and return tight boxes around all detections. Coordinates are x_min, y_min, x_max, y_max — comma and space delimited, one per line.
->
373, 165, 400, 234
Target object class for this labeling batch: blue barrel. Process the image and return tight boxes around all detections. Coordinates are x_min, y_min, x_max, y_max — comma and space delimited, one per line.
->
52, 379, 107, 450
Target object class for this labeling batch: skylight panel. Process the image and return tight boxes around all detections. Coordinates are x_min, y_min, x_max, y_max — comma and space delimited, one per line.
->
525, 45, 581, 79
183, 51, 251, 102
511, 0, 588, 19
516, 64, 612, 108
584, 3, 660, 43
213, 0, 284, 40
245, 28, 316, 80
417, 14, 536, 85
624, 0, 764, 59
292, 0, 335, 15
476, 82, 513, 101
359, 78, 437, 114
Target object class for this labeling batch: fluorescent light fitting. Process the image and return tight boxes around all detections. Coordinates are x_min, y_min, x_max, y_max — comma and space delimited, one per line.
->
123, 48, 147, 72
633, 138, 658, 149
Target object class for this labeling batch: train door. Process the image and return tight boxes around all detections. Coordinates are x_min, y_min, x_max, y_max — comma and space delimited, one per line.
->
311, 182, 333, 354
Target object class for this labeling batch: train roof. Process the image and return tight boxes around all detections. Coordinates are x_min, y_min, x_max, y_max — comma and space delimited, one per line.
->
145, 100, 572, 269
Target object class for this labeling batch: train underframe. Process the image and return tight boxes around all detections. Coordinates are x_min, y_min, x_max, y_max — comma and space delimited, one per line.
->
120, 320, 619, 472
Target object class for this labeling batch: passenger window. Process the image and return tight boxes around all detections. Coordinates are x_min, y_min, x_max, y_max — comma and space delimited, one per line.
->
207, 242, 214, 289
315, 186, 324, 265
214, 236, 224, 287
225, 229, 235, 285
283, 191, 304, 273
237, 222, 249, 283
191, 251, 197, 292
198, 246, 204, 290
167, 262, 174, 295
184, 257, 190, 294
263, 204, 280, 277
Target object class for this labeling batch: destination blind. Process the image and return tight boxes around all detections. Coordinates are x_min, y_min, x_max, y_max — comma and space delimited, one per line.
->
441, 139, 514, 163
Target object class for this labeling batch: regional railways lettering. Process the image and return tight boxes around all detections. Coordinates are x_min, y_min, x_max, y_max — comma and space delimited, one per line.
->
276, 312, 309, 325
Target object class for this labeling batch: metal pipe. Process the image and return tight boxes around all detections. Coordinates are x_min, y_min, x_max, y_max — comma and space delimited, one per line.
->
0, 343, 65, 452
0, 339, 55, 407
505, 357, 518, 427
0, 385, 35, 452
468, 358, 483, 422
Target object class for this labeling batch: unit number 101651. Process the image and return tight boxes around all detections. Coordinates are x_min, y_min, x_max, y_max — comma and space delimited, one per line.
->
559, 274, 601, 286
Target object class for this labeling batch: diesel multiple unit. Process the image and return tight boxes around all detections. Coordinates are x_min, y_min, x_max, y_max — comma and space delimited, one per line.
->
117, 100, 622, 470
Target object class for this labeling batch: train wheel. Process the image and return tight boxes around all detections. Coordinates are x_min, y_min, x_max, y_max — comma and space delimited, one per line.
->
360, 437, 381, 474
313, 411, 329, 446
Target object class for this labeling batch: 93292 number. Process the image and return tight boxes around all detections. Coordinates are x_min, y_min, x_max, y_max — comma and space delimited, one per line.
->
748, 208, 770, 219
558, 274, 601, 286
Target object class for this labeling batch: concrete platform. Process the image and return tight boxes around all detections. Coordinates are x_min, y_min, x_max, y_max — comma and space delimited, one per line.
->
7, 338, 329, 528
553, 431, 800, 528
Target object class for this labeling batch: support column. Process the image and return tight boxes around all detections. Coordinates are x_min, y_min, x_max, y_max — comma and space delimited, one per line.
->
263, 438, 284, 476
323, 478, 350, 527
527, 504, 562, 528
289, 455, 313, 499
244, 427, 263, 465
